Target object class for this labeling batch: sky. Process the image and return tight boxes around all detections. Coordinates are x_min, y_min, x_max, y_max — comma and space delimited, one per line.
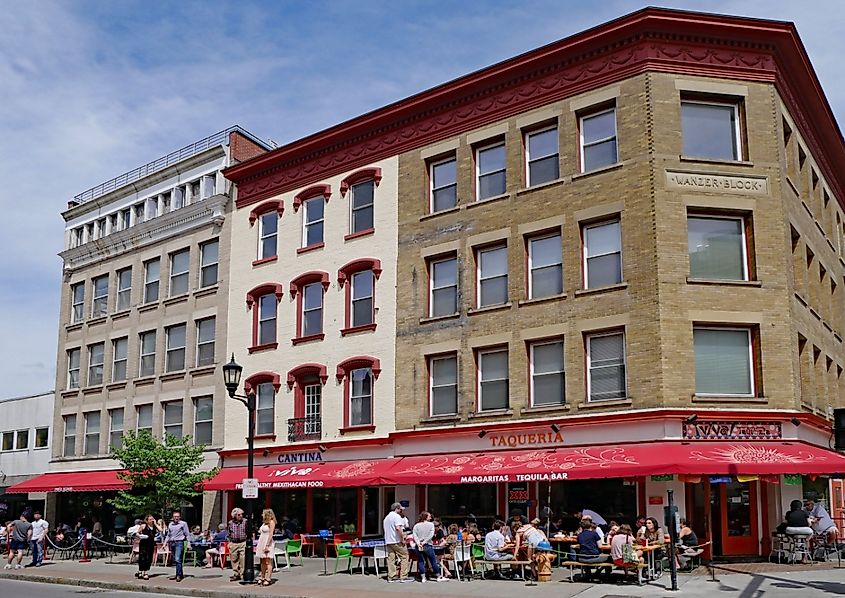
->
1, 0, 844, 399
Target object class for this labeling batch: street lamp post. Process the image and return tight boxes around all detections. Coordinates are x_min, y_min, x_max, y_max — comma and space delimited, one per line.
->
222, 354, 256, 584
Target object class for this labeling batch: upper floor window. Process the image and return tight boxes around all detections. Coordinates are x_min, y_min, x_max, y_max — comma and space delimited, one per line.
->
91, 275, 109, 318
71, 283, 85, 323
73, 228, 84, 248
529, 339, 565, 406
139, 330, 156, 377
336, 357, 380, 429
288, 363, 328, 441
694, 327, 755, 396
350, 181, 375, 235
144, 258, 160, 303
88, 342, 104, 386
476, 141, 506, 200
429, 256, 458, 317
303, 196, 325, 248
67, 348, 80, 389
116, 267, 132, 311
169, 249, 190, 296
259, 212, 278, 260
526, 127, 559, 186
430, 157, 457, 212
112, 337, 128, 382
136, 404, 153, 436
528, 233, 562, 299
35, 427, 49, 449
580, 108, 617, 172
163, 400, 183, 438
247, 283, 283, 350
586, 330, 626, 402
256, 383, 275, 436
109, 408, 124, 449
688, 215, 749, 281
196, 317, 216, 367
1, 432, 12, 451
63, 414, 77, 457
165, 323, 187, 372
681, 98, 742, 161
84, 411, 100, 455
477, 245, 508, 307
583, 220, 622, 289
194, 397, 213, 445
15, 429, 29, 450
477, 347, 509, 411
290, 272, 329, 342
145, 197, 158, 220
429, 354, 458, 417
172, 187, 185, 210
120, 209, 131, 230
338, 259, 381, 334
200, 240, 219, 288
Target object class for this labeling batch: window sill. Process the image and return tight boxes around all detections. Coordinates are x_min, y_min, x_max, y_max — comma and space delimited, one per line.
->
189, 365, 217, 376
468, 409, 514, 419
160, 370, 186, 382
519, 404, 571, 415
516, 178, 565, 196
577, 398, 632, 409
420, 414, 461, 425
106, 381, 127, 391
297, 243, 325, 255
571, 161, 624, 180
82, 385, 104, 395
134, 376, 156, 386
138, 302, 159, 314
339, 425, 376, 435
194, 285, 218, 298
87, 316, 108, 326
61, 389, 80, 398
686, 278, 761, 287
692, 395, 768, 404
466, 193, 511, 209
111, 309, 131, 321
678, 156, 754, 168
468, 302, 513, 316
248, 342, 278, 354
344, 228, 375, 242
420, 206, 461, 221
254, 434, 277, 441
252, 256, 278, 267
163, 294, 189, 307
340, 323, 377, 336
292, 333, 325, 345
574, 282, 628, 297
518, 293, 566, 307
66, 322, 84, 332
419, 313, 461, 324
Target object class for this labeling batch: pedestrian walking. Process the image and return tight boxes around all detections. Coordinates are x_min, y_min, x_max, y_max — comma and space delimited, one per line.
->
257, 509, 276, 586
226, 507, 248, 582
165, 511, 190, 582
383, 502, 412, 583
4, 513, 32, 570
135, 515, 161, 581
27, 512, 49, 567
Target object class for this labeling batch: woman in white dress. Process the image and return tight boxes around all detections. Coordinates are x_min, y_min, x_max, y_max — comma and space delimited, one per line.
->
256, 509, 276, 586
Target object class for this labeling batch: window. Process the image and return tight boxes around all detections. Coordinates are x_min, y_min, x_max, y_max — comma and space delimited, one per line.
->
681, 99, 742, 161
120, 209, 131, 230
580, 108, 618, 172
476, 141, 506, 200
134, 203, 145, 224
202, 174, 216, 198
304, 383, 322, 437
429, 354, 458, 416
338, 259, 381, 334
349, 368, 373, 426
301, 283, 324, 337
112, 337, 128, 382
528, 233, 562, 298
88, 342, 104, 386
258, 294, 277, 346
526, 127, 559, 186
144, 259, 160, 303
196, 317, 215, 367
477, 245, 508, 307
288, 364, 328, 441
351, 270, 374, 327
430, 256, 458, 317
169, 249, 190, 296
190, 180, 201, 201
303, 196, 325, 247
91, 275, 109, 317
478, 348, 509, 411
247, 283, 283, 350
15, 430, 29, 450
583, 220, 622, 288
136, 405, 153, 436
63, 414, 76, 456
256, 383, 276, 435
688, 215, 748, 280
67, 348, 81, 389
694, 327, 754, 396
71, 283, 84, 323
430, 157, 457, 212
139, 330, 156, 377
109, 408, 123, 450
200, 240, 219, 287
165, 323, 187, 372
349, 180, 375, 234
163, 400, 183, 438
586, 331, 627, 402
84, 411, 100, 455
259, 211, 278, 260
194, 397, 213, 445
145, 197, 158, 220
73, 228, 84, 247
1, 432, 12, 451
172, 187, 185, 210
35, 427, 49, 449
530, 340, 565, 406
116, 267, 132, 311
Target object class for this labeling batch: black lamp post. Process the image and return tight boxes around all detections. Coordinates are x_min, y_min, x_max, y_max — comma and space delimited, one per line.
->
222, 354, 256, 584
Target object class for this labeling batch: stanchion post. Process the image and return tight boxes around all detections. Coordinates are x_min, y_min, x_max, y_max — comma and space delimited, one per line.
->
79, 533, 91, 563
667, 490, 678, 592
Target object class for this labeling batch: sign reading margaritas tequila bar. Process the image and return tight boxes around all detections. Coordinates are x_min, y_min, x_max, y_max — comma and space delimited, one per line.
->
683, 421, 781, 440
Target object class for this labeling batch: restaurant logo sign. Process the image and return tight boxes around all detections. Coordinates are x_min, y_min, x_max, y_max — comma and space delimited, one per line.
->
277, 451, 323, 464
683, 421, 782, 440
488, 430, 564, 449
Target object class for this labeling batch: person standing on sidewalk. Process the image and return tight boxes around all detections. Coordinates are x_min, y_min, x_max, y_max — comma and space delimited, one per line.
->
226, 508, 248, 581
165, 511, 190, 582
412, 511, 445, 582
383, 502, 412, 583
27, 512, 49, 567
135, 515, 161, 581
256, 509, 276, 586
4, 513, 32, 570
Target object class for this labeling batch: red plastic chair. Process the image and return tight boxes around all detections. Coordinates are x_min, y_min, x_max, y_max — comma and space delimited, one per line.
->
217, 541, 229, 569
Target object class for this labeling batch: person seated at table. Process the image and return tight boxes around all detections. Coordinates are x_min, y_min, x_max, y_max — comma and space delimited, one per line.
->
507, 509, 528, 529
606, 522, 620, 543
784, 500, 814, 536
464, 522, 481, 543
432, 518, 446, 542
675, 518, 702, 569
483, 521, 514, 578
576, 518, 609, 580
637, 517, 662, 545
203, 524, 228, 568
581, 515, 605, 542
611, 524, 643, 567
439, 524, 461, 579
189, 525, 203, 544
805, 499, 838, 545
548, 516, 564, 535
635, 515, 646, 535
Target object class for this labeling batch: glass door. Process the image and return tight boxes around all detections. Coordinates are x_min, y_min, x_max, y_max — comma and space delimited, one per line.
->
717, 480, 758, 555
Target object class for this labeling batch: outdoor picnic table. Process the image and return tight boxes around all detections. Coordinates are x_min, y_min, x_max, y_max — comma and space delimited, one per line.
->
559, 539, 666, 581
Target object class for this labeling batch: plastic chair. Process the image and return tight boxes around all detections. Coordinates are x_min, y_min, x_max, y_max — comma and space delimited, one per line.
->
812, 532, 842, 565
358, 543, 388, 576
470, 543, 486, 576
183, 542, 199, 567
129, 537, 140, 564
334, 544, 353, 574
283, 539, 303, 569
297, 534, 315, 557
216, 541, 229, 569
451, 544, 474, 581
153, 542, 171, 567
272, 540, 288, 571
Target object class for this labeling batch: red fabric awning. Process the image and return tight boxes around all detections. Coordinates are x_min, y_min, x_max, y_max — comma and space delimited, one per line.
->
204, 460, 398, 491
6, 470, 129, 494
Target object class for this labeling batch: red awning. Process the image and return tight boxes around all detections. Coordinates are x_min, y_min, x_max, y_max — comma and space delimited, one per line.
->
6, 470, 129, 494
204, 460, 398, 491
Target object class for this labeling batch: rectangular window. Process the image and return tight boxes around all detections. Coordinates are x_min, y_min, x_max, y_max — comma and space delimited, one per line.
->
116, 267, 132, 311
15, 430, 29, 450
580, 108, 618, 172
136, 405, 153, 436
302, 283, 323, 336
350, 180, 375, 234
196, 317, 216, 367
200, 240, 219, 288
430, 256, 458, 317
84, 411, 100, 455
63, 414, 76, 456
194, 397, 213, 445
88, 342, 104, 386
139, 330, 156, 377
528, 233, 563, 298
350, 368, 373, 426
351, 270, 375, 327
526, 127, 559, 186
109, 408, 124, 450
112, 337, 128, 382
165, 323, 187, 372
476, 141, 506, 200
71, 283, 84, 323
134, 203, 144, 224
67, 348, 81, 389
145, 197, 158, 220
429, 354, 458, 416
530, 340, 565, 406
163, 400, 183, 438
583, 220, 622, 288
681, 99, 742, 161
478, 348, 509, 411
73, 227, 84, 247
259, 212, 278, 260
688, 215, 748, 280
190, 180, 201, 201
144, 259, 160, 303
35, 427, 49, 449
172, 187, 185, 210
304, 384, 321, 436
120, 209, 131, 230
258, 294, 277, 345
169, 249, 190, 296
430, 157, 457, 212
303, 197, 324, 247
477, 245, 508, 307
694, 327, 754, 396
256, 383, 275, 435
587, 331, 627, 402
91, 275, 109, 318
202, 175, 216, 198
1, 432, 13, 451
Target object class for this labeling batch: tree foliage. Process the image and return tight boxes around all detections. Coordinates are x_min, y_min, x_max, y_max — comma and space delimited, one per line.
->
109, 431, 218, 519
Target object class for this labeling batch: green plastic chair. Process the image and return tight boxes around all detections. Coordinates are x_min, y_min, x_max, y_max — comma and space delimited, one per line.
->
334, 544, 353, 574
471, 543, 486, 577
283, 539, 303, 569
183, 541, 199, 567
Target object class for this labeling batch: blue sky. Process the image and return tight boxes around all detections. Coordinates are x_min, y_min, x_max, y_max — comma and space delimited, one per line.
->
2, 0, 844, 398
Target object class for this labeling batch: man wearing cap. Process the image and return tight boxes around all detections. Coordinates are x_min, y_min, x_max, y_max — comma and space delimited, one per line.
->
383, 502, 412, 583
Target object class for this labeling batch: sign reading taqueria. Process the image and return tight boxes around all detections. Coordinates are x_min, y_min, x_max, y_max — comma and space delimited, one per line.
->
487, 430, 565, 448
665, 170, 768, 195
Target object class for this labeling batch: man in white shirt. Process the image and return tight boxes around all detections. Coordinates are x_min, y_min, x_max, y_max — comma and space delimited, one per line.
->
28, 512, 49, 567
383, 502, 412, 583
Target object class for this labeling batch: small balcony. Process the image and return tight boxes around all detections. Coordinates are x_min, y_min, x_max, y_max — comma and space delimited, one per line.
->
287, 416, 322, 442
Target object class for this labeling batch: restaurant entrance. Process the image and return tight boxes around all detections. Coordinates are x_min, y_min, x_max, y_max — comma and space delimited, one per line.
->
711, 480, 758, 556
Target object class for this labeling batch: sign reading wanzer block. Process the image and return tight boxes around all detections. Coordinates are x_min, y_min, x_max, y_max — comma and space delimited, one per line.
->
665, 170, 768, 195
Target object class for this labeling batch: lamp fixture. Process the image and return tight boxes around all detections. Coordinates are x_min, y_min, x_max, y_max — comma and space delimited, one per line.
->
478, 430, 488, 439
685, 414, 698, 424
318, 444, 328, 453
791, 417, 801, 427
550, 424, 561, 433
222, 353, 243, 398
262, 449, 269, 458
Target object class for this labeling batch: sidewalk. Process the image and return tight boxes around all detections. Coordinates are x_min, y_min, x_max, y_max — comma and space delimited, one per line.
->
0, 555, 843, 598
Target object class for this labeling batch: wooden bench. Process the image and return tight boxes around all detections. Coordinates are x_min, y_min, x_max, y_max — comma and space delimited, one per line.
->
560, 560, 647, 585
474, 559, 533, 579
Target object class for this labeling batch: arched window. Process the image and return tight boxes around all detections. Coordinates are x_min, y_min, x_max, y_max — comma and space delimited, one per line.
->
336, 356, 381, 433
249, 200, 284, 264
340, 167, 381, 240
246, 283, 283, 352
286, 363, 328, 442
244, 371, 281, 438
289, 271, 330, 344
337, 259, 381, 336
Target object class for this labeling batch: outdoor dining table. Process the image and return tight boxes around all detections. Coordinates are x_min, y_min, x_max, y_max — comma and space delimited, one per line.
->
554, 536, 666, 581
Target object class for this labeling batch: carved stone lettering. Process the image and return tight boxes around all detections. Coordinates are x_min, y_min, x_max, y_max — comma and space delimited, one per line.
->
665, 170, 768, 195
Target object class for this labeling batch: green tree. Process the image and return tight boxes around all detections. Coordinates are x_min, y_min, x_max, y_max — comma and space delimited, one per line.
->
109, 431, 218, 519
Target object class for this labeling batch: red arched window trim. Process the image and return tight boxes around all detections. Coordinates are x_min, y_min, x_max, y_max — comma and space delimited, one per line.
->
289, 271, 330, 298
246, 282, 284, 309
248, 200, 284, 226
335, 356, 381, 383
337, 258, 382, 288
244, 371, 281, 394
339, 167, 382, 197
287, 363, 328, 390
292, 184, 331, 212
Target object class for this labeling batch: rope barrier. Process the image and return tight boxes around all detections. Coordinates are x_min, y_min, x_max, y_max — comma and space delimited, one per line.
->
90, 536, 133, 549
45, 536, 82, 551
